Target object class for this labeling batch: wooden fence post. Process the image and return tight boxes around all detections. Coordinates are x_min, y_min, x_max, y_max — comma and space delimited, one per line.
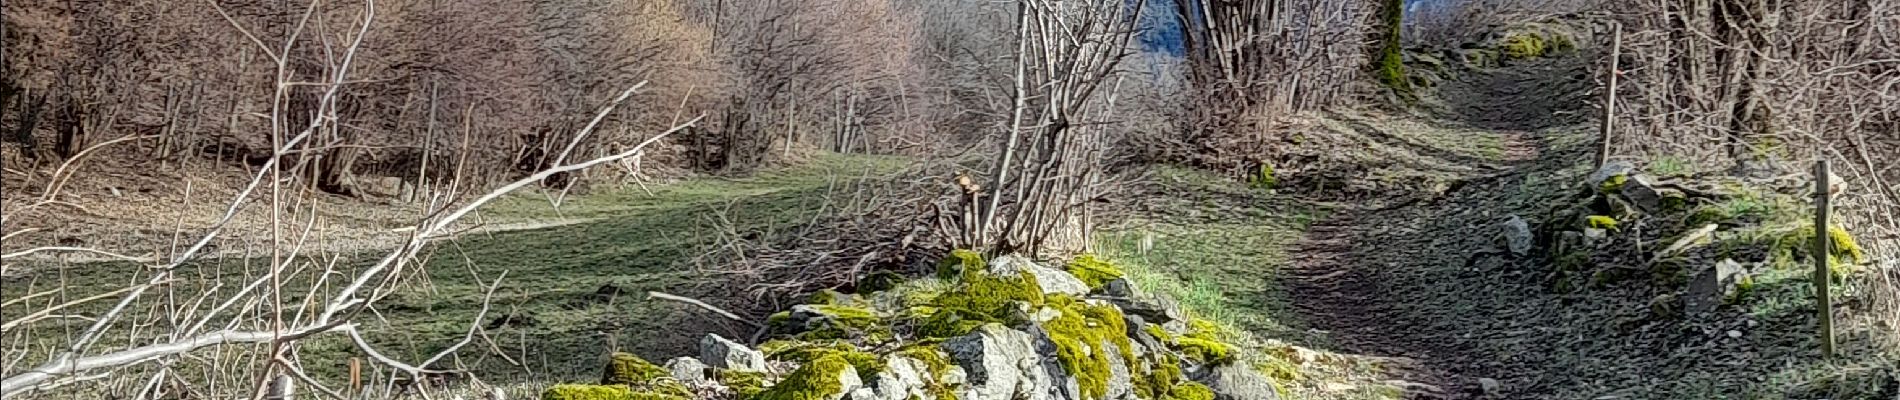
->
1813, 159, 1835, 358
349, 356, 363, 396
1597, 22, 1621, 170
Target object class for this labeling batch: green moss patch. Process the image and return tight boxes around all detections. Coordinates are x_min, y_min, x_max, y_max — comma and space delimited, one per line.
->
937, 249, 986, 280
1585, 215, 1618, 230
598, 353, 692, 398
1041, 295, 1136, 400
1164, 381, 1216, 400
915, 252, 1048, 338
761, 340, 883, 383
751, 354, 857, 400
1065, 254, 1126, 291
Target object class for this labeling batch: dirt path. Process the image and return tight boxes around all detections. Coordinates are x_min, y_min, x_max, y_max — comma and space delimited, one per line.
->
1282, 56, 1592, 399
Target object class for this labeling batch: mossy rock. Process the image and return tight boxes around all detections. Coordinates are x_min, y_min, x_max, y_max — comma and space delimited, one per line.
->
541, 384, 685, 400
1164, 381, 1216, 400
1500, 32, 1548, 59
937, 249, 986, 280
916, 258, 1048, 338
1597, 174, 1629, 194
1584, 215, 1618, 230
599, 353, 693, 398
602, 353, 674, 386
1064, 254, 1126, 292
1177, 319, 1237, 366
761, 340, 883, 383
751, 354, 859, 400
1040, 295, 1136, 400
718, 370, 769, 398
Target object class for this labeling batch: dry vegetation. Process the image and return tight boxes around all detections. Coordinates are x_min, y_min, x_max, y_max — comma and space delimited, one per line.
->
2, 0, 1896, 398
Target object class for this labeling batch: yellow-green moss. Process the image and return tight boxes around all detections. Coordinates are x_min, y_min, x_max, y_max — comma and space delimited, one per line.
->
542, 384, 686, 400
763, 340, 883, 383
1041, 295, 1136, 400
1585, 215, 1618, 230
1065, 254, 1126, 291
1597, 174, 1628, 194
1177, 338, 1235, 366
1252, 164, 1278, 189
599, 353, 693, 398
1725, 275, 1756, 305
602, 353, 670, 385
1132, 352, 1183, 400
1500, 32, 1549, 59
1164, 382, 1215, 400
1142, 324, 1175, 344
1178, 319, 1237, 366
1769, 225, 1867, 278
1255, 357, 1303, 383
937, 249, 987, 280
719, 370, 769, 398
919, 266, 1047, 338
751, 354, 855, 400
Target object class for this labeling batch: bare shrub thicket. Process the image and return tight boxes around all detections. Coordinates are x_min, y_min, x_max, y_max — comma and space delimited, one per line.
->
0, 0, 705, 396
1608, 0, 1900, 343
1402, 0, 1608, 48
1150, 0, 1378, 178
673, 0, 932, 173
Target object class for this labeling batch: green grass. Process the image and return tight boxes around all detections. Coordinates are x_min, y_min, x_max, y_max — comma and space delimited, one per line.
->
1, 153, 912, 395
1092, 166, 1402, 399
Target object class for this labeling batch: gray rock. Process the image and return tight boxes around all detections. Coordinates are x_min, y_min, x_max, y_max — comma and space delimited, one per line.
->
831, 363, 865, 400
1026, 326, 1081, 400
699, 333, 767, 372
1620, 174, 1663, 213
1102, 278, 1137, 298
874, 352, 934, 400
1498, 215, 1534, 257
1106, 294, 1184, 326
1684, 259, 1748, 315
988, 254, 1089, 296
1478, 377, 1501, 395
1101, 341, 1135, 400
854, 354, 933, 400
1192, 362, 1281, 400
942, 324, 1055, 400
1586, 161, 1635, 189
663, 357, 710, 386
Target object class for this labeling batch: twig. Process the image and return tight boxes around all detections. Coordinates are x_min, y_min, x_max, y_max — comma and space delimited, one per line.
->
646, 291, 763, 329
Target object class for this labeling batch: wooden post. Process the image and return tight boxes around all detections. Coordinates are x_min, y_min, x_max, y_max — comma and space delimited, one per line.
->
1813, 160, 1835, 358
348, 357, 362, 396
1597, 22, 1622, 170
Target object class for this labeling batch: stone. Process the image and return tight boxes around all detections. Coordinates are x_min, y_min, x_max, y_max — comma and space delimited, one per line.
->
1586, 161, 1635, 189
942, 324, 1055, 400
988, 254, 1090, 296
1478, 377, 1501, 395
1192, 362, 1282, 400
699, 333, 767, 372
1620, 174, 1663, 213
1102, 278, 1137, 298
853, 355, 933, 400
663, 357, 710, 386
1498, 215, 1534, 257
1726, 330, 1742, 339
1684, 259, 1748, 315
1106, 294, 1185, 326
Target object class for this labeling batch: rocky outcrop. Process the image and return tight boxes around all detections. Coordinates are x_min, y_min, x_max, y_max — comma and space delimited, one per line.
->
701, 333, 767, 372
543, 250, 1285, 400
